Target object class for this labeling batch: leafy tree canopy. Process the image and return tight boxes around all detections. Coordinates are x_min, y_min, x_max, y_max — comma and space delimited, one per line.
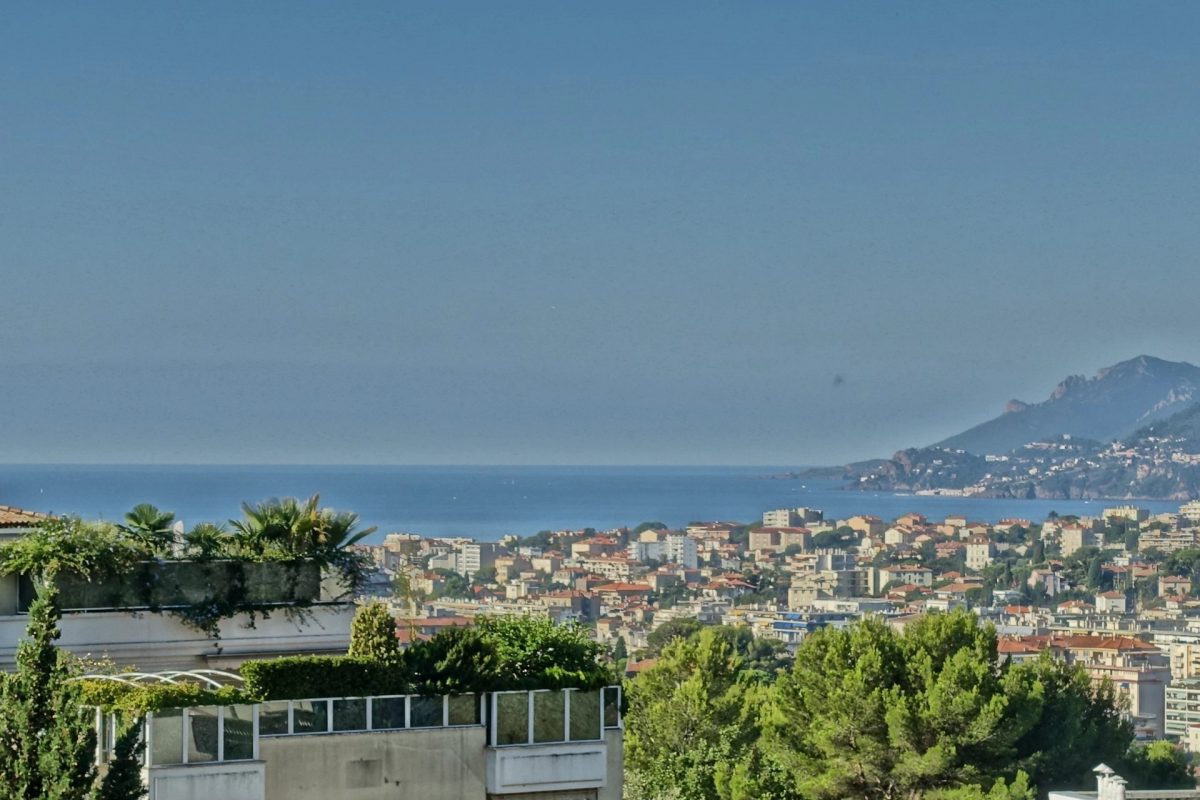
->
625, 609, 1136, 800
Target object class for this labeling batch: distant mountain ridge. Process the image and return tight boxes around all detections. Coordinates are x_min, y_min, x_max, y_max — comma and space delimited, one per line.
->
808, 355, 1200, 499
936, 355, 1200, 455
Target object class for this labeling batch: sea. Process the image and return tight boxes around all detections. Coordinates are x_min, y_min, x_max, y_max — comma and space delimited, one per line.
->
0, 464, 1186, 544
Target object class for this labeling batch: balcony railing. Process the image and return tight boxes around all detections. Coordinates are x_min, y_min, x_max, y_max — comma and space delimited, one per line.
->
102, 686, 622, 769
488, 686, 622, 748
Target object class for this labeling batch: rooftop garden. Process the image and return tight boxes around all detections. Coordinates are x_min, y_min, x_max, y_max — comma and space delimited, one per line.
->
0, 496, 375, 635
78, 608, 615, 713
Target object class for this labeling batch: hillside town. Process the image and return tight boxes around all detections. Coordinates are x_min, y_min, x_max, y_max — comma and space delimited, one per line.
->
356, 499, 1200, 748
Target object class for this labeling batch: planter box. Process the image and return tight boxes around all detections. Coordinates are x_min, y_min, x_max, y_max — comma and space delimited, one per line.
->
19, 560, 322, 612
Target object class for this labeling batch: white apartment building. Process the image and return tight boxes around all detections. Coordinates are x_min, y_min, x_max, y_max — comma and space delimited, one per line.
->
456, 542, 503, 578
626, 533, 697, 568
763, 508, 801, 528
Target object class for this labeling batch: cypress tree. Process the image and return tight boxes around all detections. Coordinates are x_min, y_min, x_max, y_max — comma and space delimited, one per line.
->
94, 716, 146, 800
0, 584, 97, 800
348, 601, 400, 663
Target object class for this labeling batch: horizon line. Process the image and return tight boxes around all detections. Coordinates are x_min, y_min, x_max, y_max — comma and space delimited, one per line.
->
0, 462, 822, 469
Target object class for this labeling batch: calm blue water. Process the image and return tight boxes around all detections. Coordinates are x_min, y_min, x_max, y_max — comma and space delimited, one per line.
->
0, 465, 1185, 543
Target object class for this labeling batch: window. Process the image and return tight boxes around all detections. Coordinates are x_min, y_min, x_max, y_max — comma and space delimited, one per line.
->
150, 708, 184, 766
495, 692, 529, 746
332, 699, 367, 732
223, 705, 255, 761
603, 686, 622, 729
569, 690, 601, 741
372, 697, 406, 730
410, 696, 442, 728
448, 694, 479, 726
533, 691, 564, 743
292, 700, 329, 734
185, 707, 219, 763
259, 700, 290, 736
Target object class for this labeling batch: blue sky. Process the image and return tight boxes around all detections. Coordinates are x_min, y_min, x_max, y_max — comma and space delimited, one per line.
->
2, 3, 1199, 465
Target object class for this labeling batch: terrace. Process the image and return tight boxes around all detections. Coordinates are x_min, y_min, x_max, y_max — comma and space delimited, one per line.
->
89, 670, 624, 800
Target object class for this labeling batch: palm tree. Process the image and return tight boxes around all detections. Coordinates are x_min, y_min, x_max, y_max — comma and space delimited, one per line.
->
182, 522, 232, 560
118, 504, 176, 555
230, 495, 375, 560
230, 495, 376, 596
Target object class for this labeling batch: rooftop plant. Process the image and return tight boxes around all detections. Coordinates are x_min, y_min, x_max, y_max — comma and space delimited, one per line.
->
243, 614, 613, 700
0, 496, 376, 637
77, 614, 614, 713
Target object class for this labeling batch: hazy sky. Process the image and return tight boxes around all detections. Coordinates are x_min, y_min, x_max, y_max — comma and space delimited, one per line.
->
3, 3, 1199, 465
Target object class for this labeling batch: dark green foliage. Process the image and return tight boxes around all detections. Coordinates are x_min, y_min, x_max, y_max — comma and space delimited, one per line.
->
0, 497, 374, 637
626, 629, 756, 800
1030, 540, 1045, 565
1119, 741, 1194, 789
0, 518, 146, 582
625, 609, 1137, 800
0, 585, 97, 800
182, 522, 232, 560
645, 618, 704, 656
93, 716, 147, 800
811, 526, 858, 549
634, 522, 668, 534
241, 614, 611, 700
348, 602, 400, 663
401, 625, 505, 695
1165, 548, 1200, 582
118, 504, 176, 555
430, 568, 471, 599
471, 566, 498, 585
612, 636, 628, 662
226, 495, 375, 594
708, 626, 790, 678
240, 656, 406, 700
471, 615, 611, 691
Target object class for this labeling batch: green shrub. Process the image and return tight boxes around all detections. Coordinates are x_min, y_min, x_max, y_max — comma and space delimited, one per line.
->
239, 615, 613, 700
349, 602, 400, 664
79, 681, 251, 713
240, 656, 410, 700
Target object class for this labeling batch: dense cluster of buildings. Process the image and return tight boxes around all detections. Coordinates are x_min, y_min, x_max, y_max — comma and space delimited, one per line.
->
355, 499, 1200, 749
13, 493, 1200, 792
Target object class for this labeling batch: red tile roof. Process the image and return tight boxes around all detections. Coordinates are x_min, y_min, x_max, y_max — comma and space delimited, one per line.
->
0, 505, 51, 528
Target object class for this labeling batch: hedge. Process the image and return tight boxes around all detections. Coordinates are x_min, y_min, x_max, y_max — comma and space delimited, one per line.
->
240, 656, 411, 700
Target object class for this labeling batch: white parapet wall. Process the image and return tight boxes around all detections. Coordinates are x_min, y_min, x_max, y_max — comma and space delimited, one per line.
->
148, 761, 266, 800
0, 604, 354, 670
486, 741, 608, 795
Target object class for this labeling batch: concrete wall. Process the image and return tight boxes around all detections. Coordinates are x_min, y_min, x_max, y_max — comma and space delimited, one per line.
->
148, 761, 265, 800
600, 729, 624, 800
259, 727, 488, 800
257, 727, 623, 800
0, 604, 353, 670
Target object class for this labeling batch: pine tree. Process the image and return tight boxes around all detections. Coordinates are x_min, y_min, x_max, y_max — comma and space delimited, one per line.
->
94, 716, 147, 800
612, 635, 628, 662
348, 601, 400, 663
0, 584, 97, 800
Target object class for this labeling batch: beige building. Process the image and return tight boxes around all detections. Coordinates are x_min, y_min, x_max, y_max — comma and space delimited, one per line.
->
964, 536, 995, 572
1095, 591, 1128, 615
1060, 524, 1098, 557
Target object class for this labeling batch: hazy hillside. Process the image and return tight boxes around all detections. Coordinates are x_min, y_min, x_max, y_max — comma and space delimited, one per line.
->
936, 355, 1200, 455
1129, 401, 1200, 451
